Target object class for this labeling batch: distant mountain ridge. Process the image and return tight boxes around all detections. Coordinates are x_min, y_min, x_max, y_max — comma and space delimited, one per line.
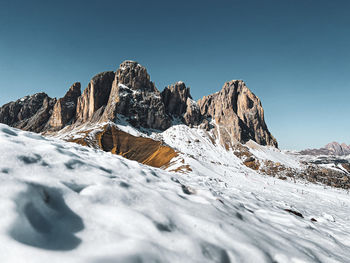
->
300, 142, 350, 156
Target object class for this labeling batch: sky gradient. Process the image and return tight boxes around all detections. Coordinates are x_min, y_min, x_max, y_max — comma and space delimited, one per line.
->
0, 0, 349, 150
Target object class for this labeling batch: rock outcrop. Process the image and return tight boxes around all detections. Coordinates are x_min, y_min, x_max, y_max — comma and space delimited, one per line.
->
68, 124, 177, 168
75, 71, 115, 123
198, 80, 278, 148
161, 81, 201, 126
102, 61, 171, 130
0, 93, 56, 132
183, 98, 202, 126
161, 81, 191, 117
47, 82, 81, 131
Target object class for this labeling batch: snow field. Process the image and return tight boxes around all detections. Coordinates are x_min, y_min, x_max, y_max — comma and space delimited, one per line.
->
0, 124, 349, 262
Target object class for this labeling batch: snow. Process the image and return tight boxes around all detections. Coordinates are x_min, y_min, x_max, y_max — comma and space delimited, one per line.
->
0, 123, 350, 262
65, 101, 75, 108
20, 96, 29, 102
115, 117, 143, 137
118, 83, 130, 90
118, 84, 141, 97
187, 98, 199, 109
52, 122, 107, 142
246, 140, 302, 169
157, 125, 243, 170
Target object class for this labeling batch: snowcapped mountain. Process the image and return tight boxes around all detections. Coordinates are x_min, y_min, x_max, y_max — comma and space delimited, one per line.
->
300, 142, 350, 156
1, 60, 350, 262
1, 124, 350, 263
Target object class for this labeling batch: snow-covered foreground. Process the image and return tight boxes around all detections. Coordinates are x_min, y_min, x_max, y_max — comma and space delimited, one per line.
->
0, 124, 350, 263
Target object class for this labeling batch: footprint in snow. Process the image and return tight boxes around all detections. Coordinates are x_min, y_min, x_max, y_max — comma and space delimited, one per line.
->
9, 183, 84, 250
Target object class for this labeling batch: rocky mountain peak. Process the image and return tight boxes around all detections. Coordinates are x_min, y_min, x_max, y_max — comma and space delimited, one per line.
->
67, 82, 81, 95
102, 61, 171, 130
198, 80, 277, 148
115, 60, 155, 92
119, 60, 138, 69
47, 82, 81, 131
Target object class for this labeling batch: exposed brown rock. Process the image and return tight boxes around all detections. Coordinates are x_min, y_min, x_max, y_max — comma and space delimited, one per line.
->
69, 124, 177, 168
198, 80, 277, 148
341, 163, 350, 173
97, 125, 177, 167
47, 82, 81, 131
170, 165, 193, 174
244, 159, 260, 170
300, 165, 350, 189
75, 71, 115, 123
102, 61, 171, 130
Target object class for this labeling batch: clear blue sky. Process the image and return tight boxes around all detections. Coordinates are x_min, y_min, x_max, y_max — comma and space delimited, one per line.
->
0, 0, 349, 150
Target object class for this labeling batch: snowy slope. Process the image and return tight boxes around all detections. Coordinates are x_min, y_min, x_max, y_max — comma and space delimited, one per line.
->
153, 124, 302, 172
1, 123, 350, 263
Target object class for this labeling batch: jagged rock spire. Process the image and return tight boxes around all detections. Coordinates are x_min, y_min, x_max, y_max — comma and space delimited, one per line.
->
75, 71, 115, 123
198, 80, 278, 148
102, 61, 171, 130
161, 81, 201, 126
47, 82, 81, 131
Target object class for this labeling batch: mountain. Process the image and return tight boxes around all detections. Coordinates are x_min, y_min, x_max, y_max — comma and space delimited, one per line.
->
300, 142, 350, 156
1, 60, 349, 187
0, 60, 277, 150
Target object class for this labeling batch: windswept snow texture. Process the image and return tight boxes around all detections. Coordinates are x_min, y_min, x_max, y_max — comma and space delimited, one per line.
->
0, 124, 350, 263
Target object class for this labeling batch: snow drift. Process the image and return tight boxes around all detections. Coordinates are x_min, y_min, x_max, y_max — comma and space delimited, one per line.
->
0, 123, 350, 263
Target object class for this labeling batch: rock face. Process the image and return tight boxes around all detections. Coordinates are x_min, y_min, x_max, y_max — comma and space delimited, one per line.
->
198, 80, 278, 148
161, 81, 191, 117
300, 142, 350, 156
47, 82, 81, 131
183, 98, 202, 126
161, 81, 201, 126
75, 71, 115, 123
102, 61, 171, 130
0, 93, 56, 132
